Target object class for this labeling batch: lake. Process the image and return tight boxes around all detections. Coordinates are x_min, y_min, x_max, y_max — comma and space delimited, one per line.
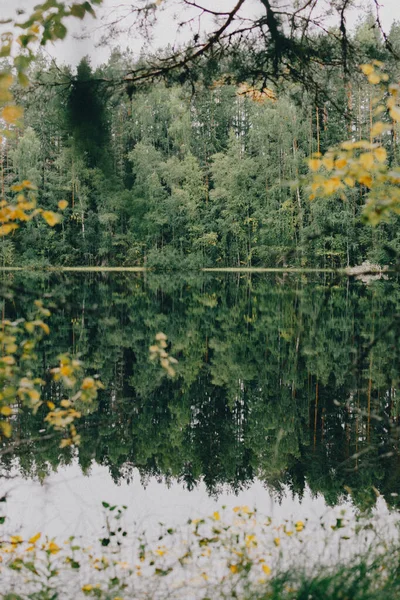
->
1, 270, 400, 555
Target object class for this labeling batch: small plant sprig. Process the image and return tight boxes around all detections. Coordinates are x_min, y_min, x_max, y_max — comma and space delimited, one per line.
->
149, 332, 178, 377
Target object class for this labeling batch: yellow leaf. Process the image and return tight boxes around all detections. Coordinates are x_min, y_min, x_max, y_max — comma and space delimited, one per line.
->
213, 511, 220, 521
274, 537, 280, 547
28, 389, 40, 402
230, 564, 238, 574
0, 421, 12, 437
295, 520, 305, 532
47, 401, 55, 410
60, 365, 73, 377
58, 200, 68, 210
0, 74, 13, 91
322, 157, 334, 170
82, 377, 95, 389
335, 158, 347, 169
360, 64, 374, 76
60, 399, 71, 408
47, 541, 60, 554
60, 438, 72, 448
28, 533, 41, 544
0, 224, 18, 236
2, 355, 15, 365
42, 211, 61, 227
344, 176, 355, 187
0, 406, 12, 416
370, 122, 387, 137
308, 159, 321, 172
358, 175, 373, 187
11, 536, 23, 544
262, 564, 272, 575
2, 105, 23, 125
359, 153, 374, 170
38, 321, 50, 335
374, 147, 387, 163
390, 106, 400, 122
368, 73, 381, 85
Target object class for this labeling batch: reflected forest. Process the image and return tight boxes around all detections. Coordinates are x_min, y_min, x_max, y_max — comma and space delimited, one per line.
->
3, 271, 400, 511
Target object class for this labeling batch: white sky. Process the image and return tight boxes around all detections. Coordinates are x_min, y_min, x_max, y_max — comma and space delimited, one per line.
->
1, 0, 400, 68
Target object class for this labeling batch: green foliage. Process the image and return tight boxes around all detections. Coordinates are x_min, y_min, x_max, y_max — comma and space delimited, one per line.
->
4, 16, 400, 269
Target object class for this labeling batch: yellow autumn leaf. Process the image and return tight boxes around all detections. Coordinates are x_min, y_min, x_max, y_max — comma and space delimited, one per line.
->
322, 157, 334, 170
2, 105, 23, 125
0, 421, 12, 437
335, 158, 347, 169
2, 355, 15, 365
47, 401, 55, 410
360, 64, 374, 76
11, 536, 23, 544
60, 365, 73, 377
42, 211, 61, 227
28, 389, 40, 402
262, 564, 272, 575
359, 153, 374, 170
370, 122, 387, 137
390, 106, 400, 122
82, 377, 95, 389
60, 438, 72, 448
47, 541, 60, 554
28, 532, 41, 544
37, 321, 50, 335
308, 159, 321, 172
0, 406, 12, 416
230, 564, 238, 574
213, 511, 220, 521
0, 224, 18, 236
58, 200, 68, 210
374, 147, 387, 163
368, 73, 381, 85
295, 520, 305, 532
358, 175, 373, 187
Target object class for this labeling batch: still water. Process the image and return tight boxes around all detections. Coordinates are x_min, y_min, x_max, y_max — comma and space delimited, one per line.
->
1, 271, 400, 541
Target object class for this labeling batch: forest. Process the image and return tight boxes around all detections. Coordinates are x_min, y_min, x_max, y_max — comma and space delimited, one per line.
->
1, 13, 400, 269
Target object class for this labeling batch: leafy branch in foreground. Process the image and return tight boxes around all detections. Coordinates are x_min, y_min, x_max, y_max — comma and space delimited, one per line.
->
307, 62, 400, 225
0, 2, 107, 447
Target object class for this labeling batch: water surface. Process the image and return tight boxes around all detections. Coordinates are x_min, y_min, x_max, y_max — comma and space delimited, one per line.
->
1, 271, 400, 537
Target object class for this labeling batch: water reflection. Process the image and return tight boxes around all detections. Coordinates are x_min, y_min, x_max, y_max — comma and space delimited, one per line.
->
1, 271, 400, 511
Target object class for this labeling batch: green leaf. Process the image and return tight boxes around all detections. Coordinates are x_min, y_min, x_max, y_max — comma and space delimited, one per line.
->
0, 45, 11, 58
70, 4, 86, 19
53, 22, 67, 40
18, 73, 30, 87
82, 1, 96, 16
14, 55, 31, 73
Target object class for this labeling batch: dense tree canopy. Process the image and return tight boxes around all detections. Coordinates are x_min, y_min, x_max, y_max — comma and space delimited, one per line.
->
0, 13, 398, 269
